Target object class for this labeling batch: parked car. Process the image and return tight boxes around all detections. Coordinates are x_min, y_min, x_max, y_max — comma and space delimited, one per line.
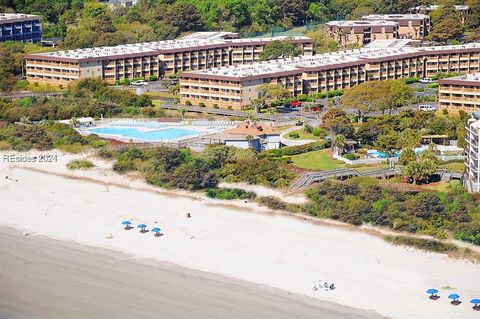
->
289, 101, 302, 108
419, 104, 437, 112
419, 78, 434, 84
295, 120, 304, 126
131, 80, 148, 86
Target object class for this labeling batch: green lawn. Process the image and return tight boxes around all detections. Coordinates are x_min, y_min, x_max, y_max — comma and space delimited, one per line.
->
439, 161, 464, 172
284, 129, 322, 141
291, 149, 387, 171
419, 180, 461, 192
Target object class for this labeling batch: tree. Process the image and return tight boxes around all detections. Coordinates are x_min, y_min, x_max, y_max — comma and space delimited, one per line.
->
162, 3, 205, 36
374, 131, 398, 155
429, 17, 463, 43
305, 27, 338, 54
402, 149, 437, 185
340, 81, 381, 122
255, 84, 291, 111
398, 148, 416, 166
276, 0, 307, 26
321, 108, 353, 137
396, 128, 421, 149
259, 39, 302, 60
332, 134, 346, 155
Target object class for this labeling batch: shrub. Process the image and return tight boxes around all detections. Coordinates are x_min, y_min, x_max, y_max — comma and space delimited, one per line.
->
303, 124, 313, 134
316, 92, 326, 99
113, 160, 134, 173
427, 82, 439, 88
312, 127, 326, 137
256, 196, 287, 210
185, 100, 192, 106
297, 94, 308, 101
404, 77, 419, 84
199, 102, 206, 108
148, 75, 158, 81
205, 188, 256, 200
385, 235, 458, 253
67, 159, 94, 170
90, 140, 107, 148
288, 131, 300, 138
97, 148, 115, 159
344, 153, 359, 160
259, 141, 327, 158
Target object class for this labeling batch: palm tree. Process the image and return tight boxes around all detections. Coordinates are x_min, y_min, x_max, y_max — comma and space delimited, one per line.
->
333, 134, 346, 155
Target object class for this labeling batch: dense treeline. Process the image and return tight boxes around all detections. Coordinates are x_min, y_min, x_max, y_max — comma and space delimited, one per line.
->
108, 143, 296, 189
305, 177, 480, 245
0, 78, 155, 122
0, 120, 106, 151
1, 0, 478, 46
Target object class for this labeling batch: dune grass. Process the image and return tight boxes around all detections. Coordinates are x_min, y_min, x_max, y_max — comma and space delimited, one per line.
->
67, 159, 94, 170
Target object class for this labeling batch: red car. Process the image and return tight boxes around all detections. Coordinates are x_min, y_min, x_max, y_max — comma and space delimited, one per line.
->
289, 101, 302, 108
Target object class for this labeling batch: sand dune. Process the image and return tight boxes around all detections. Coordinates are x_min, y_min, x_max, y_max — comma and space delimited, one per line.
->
0, 151, 479, 319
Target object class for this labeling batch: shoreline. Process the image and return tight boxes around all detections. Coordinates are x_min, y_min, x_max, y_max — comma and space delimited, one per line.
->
1, 150, 480, 318
0, 227, 381, 319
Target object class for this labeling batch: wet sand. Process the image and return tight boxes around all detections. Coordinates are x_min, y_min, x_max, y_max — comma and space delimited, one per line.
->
0, 227, 383, 319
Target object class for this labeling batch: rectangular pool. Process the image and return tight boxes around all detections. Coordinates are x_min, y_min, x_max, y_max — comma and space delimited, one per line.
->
88, 127, 199, 142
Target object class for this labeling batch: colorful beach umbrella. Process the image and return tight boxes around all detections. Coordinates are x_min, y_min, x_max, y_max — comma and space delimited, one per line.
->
471, 299, 480, 304
151, 227, 161, 233
137, 224, 147, 231
426, 289, 438, 295
448, 294, 460, 300
121, 221, 131, 225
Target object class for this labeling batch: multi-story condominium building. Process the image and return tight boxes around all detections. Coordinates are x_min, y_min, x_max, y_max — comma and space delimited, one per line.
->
0, 13, 41, 42
438, 74, 480, 111
326, 20, 399, 46
464, 111, 480, 193
179, 43, 480, 109
24, 35, 313, 86
362, 14, 431, 39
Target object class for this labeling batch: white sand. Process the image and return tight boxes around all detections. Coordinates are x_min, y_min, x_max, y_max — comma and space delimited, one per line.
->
1, 150, 479, 319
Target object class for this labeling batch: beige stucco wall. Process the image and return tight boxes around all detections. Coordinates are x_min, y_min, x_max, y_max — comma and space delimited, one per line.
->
79, 61, 103, 79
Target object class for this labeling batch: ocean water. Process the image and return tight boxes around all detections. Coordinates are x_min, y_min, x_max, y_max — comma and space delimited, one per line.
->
88, 127, 199, 141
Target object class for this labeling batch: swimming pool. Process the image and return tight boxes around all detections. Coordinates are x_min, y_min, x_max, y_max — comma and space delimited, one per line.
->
367, 150, 400, 158
88, 127, 199, 141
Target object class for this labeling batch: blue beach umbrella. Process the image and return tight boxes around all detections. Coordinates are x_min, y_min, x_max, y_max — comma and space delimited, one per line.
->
121, 220, 132, 229
426, 289, 438, 295
151, 227, 161, 236
448, 294, 460, 300
471, 299, 480, 304
137, 224, 147, 232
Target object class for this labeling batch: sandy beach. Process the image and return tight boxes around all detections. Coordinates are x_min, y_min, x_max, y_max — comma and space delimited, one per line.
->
1, 150, 479, 319
0, 227, 379, 319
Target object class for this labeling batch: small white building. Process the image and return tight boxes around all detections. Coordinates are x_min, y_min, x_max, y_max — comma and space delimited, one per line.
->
203, 121, 281, 151
58, 117, 95, 128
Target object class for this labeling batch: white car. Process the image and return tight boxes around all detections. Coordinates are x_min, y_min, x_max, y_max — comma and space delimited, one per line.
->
419, 104, 437, 112
130, 80, 148, 86
419, 78, 434, 84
